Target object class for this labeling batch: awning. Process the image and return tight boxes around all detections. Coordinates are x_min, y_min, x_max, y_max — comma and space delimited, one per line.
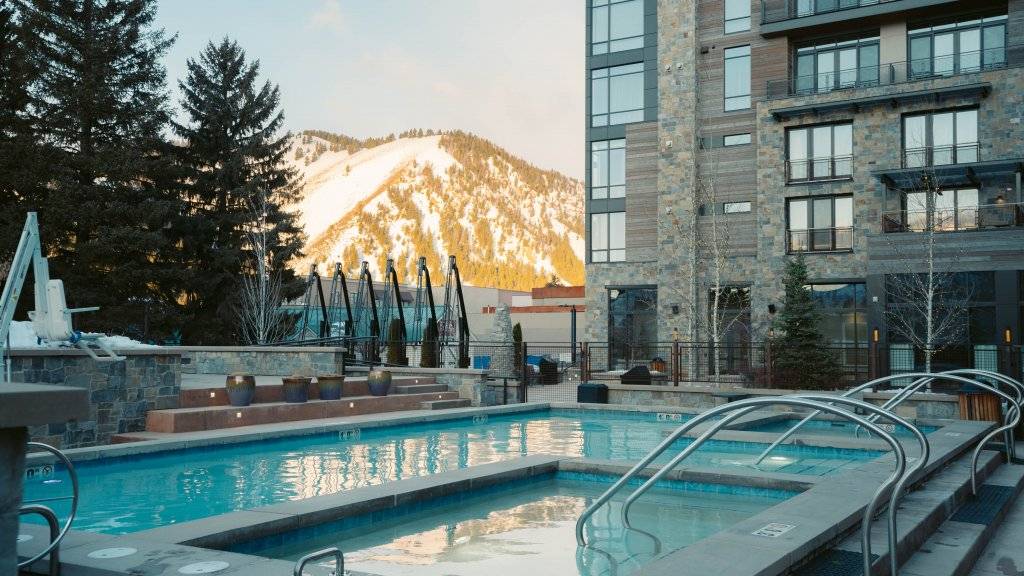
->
872, 157, 1024, 190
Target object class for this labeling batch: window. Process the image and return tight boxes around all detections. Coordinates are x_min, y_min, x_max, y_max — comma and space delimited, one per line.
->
723, 133, 752, 146
591, 139, 625, 199
787, 195, 853, 252
886, 271, 996, 349
709, 286, 752, 373
591, 212, 625, 262
591, 0, 644, 55
724, 46, 751, 111
796, 0, 878, 18
909, 15, 1007, 78
902, 109, 977, 167
903, 189, 979, 232
807, 283, 868, 375
725, 0, 750, 33
795, 36, 879, 94
786, 123, 853, 182
724, 201, 752, 213
608, 287, 657, 368
592, 64, 644, 127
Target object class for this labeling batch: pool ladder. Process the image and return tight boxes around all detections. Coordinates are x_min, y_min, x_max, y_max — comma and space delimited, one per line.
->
293, 547, 344, 576
18, 442, 80, 576
576, 396, 929, 576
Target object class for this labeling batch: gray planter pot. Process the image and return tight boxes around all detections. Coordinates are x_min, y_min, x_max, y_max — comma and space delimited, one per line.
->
317, 375, 345, 400
367, 370, 392, 397
225, 375, 255, 407
282, 377, 311, 403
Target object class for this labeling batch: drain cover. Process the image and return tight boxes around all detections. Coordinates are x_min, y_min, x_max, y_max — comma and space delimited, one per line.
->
178, 561, 231, 574
17, 534, 33, 543
88, 547, 138, 559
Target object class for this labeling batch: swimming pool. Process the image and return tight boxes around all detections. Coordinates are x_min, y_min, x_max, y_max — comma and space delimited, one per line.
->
744, 418, 940, 437
24, 408, 880, 534
233, 472, 796, 576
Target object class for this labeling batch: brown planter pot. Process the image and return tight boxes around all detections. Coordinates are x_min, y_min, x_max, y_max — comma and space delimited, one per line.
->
225, 374, 255, 407
317, 375, 345, 400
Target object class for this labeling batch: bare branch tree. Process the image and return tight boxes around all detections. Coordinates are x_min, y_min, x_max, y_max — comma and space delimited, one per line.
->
237, 187, 288, 345
882, 172, 972, 372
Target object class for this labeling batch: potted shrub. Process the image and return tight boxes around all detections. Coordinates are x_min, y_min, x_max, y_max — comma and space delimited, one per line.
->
317, 374, 345, 401
386, 318, 408, 366
367, 369, 392, 397
282, 375, 311, 403
225, 374, 255, 407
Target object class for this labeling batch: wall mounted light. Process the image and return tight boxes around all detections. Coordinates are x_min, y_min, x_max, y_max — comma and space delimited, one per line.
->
1005, 327, 1013, 345
872, 328, 880, 343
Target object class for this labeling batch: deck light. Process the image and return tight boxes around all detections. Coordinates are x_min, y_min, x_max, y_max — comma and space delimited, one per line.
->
235, 412, 242, 419
210, 392, 216, 398
349, 402, 354, 408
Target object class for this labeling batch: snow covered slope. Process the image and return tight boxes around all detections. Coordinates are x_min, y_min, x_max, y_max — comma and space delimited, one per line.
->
289, 131, 583, 290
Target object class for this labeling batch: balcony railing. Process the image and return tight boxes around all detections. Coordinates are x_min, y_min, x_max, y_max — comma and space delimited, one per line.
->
788, 227, 854, 252
786, 155, 853, 183
902, 143, 980, 169
881, 202, 1024, 233
767, 49, 1010, 99
761, 0, 881, 25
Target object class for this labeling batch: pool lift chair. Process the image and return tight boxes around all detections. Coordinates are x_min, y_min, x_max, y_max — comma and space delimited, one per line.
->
1, 212, 124, 382
577, 395, 926, 576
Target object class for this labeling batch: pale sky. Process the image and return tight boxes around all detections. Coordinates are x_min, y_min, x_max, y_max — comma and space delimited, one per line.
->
156, 0, 585, 178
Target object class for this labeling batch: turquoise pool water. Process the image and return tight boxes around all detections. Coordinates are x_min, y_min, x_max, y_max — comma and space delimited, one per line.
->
745, 418, 940, 437
24, 408, 880, 535
237, 472, 794, 576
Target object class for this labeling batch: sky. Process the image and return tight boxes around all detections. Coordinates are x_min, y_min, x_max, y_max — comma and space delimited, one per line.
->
156, 0, 585, 178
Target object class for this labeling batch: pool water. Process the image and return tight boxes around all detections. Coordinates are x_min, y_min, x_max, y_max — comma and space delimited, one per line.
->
240, 473, 794, 576
746, 418, 940, 437
24, 409, 879, 534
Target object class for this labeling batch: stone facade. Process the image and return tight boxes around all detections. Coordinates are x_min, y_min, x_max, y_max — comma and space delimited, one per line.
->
9, 350, 181, 448
176, 346, 347, 377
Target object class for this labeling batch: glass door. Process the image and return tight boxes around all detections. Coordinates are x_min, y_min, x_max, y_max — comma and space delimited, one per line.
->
959, 28, 981, 72
934, 32, 955, 75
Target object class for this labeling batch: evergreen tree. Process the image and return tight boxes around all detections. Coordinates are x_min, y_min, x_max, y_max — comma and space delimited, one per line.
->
770, 254, 843, 390
18, 0, 184, 339
173, 38, 304, 344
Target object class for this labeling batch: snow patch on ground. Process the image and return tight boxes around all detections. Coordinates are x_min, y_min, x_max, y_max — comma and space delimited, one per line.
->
6, 321, 157, 349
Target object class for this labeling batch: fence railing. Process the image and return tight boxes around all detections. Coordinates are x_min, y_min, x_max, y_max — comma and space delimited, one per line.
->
787, 227, 854, 253
785, 155, 853, 182
902, 143, 980, 169
881, 202, 1024, 233
761, 0, 880, 25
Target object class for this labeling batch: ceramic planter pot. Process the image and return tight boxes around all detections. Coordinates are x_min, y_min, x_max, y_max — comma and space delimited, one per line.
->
317, 375, 345, 400
282, 376, 311, 403
367, 370, 392, 397
225, 374, 255, 407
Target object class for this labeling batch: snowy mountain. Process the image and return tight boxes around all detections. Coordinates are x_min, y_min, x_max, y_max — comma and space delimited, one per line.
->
289, 130, 584, 291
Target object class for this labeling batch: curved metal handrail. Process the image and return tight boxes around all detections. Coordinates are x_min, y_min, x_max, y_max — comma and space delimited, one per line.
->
752, 373, 933, 466
618, 397, 915, 576
577, 397, 908, 576
294, 547, 344, 576
18, 442, 79, 571
18, 505, 60, 575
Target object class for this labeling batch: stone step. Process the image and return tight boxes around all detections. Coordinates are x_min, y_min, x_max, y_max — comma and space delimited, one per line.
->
969, 464, 1024, 575
796, 450, 1005, 576
393, 383, 449, 395
901, 463, 1024, 576
421, 398, 472, 410
180, 376, 437, 408
147, 391, 461, 433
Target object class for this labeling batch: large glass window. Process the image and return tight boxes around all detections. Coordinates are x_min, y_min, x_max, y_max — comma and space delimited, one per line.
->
903, 189, 979, 232
725, 0, 750, 34
808, 283, 867, 346
591, 139, 625, 200
724, 46, 751, 111
592, 64, 644, 127
909, 15, 1007, 78
795, 36, 879, 94
608, 287, 657, 369
786, 123, 853, 182
591, 0, 644, 55
787, 195, 853, 252
591, 212, 625, 262
709, 286, 752, 374
903, 109, 977, 167
796, 0, 880, 18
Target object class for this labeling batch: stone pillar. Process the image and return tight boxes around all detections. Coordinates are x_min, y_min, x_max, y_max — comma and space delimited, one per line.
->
0, 427, 28, 575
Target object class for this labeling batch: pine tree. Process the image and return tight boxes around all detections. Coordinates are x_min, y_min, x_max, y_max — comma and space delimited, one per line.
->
770, 254, 843, 390
174, 38, 305, 344
18, 0, 184, 339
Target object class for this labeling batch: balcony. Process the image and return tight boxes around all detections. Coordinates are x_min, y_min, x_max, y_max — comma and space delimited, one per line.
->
786, 155, 853, 183
881, 202, 1024, 233
902, 143, 980, 169
767, 49, 1009, 100
787, 227, 854, 252
759, 0, 960, 36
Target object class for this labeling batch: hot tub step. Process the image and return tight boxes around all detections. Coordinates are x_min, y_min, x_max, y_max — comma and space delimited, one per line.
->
421, 398, 472, 410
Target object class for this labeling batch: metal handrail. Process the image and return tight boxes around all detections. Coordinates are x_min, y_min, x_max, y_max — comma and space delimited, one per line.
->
752, 373, 933, 465
18, 442, 78, 572
576, 397, 908, 576
293, 547, 344, 576
882, 202, 1024, 234
18, 505, 60, 575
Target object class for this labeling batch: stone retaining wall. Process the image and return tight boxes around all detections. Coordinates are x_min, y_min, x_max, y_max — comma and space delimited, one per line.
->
7, 349, 182, 448
172, 346, 346, 377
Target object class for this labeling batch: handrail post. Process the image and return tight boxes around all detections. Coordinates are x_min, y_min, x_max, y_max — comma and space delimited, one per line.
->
294, 547, 343, 576
18, 505, 60, 576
